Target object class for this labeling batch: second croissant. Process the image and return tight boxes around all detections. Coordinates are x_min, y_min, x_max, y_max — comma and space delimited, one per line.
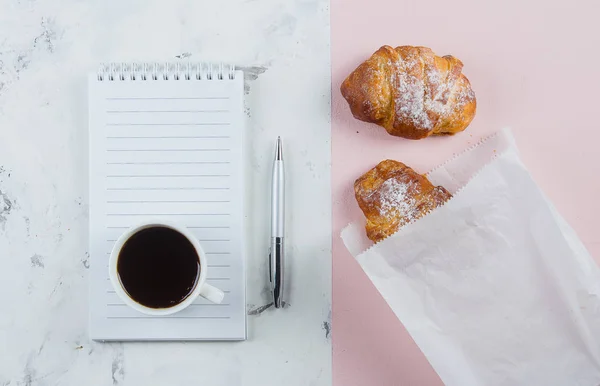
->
341, 45, 477, 140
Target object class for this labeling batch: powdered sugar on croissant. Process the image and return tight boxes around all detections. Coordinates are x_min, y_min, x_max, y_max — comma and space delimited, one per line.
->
355, 159, 452, 242
341, 45, 476, 139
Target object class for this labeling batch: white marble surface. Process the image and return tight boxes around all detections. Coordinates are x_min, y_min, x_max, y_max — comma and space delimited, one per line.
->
0, 0, 331, 384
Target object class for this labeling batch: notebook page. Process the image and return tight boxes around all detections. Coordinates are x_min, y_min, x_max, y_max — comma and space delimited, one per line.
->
88, 72, 246, 340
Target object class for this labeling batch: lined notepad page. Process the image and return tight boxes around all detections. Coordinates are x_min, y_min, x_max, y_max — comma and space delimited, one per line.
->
88, 69, 246, 341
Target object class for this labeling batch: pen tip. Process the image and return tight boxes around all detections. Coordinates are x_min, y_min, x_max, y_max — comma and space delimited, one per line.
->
275, 137, 283, 160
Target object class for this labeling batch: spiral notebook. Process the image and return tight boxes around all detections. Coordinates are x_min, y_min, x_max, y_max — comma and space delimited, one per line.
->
88, 63, 246, 341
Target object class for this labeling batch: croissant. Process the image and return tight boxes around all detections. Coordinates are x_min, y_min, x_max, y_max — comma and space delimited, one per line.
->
355, 159, 452, 242
341, 45, 476, 140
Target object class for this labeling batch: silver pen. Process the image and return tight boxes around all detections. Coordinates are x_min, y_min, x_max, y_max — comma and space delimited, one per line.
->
270, 137, 285, 308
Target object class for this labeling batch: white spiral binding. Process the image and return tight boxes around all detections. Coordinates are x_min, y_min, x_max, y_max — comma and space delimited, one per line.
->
97, 62, 236, 81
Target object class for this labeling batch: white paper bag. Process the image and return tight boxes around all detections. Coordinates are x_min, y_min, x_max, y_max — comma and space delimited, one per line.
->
341, 129, 600, 386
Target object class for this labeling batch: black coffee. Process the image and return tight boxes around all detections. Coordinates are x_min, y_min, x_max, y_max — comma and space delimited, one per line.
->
117, 226, 200, 309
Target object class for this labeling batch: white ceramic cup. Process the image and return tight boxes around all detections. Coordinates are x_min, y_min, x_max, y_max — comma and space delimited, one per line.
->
108, 219, 225, 316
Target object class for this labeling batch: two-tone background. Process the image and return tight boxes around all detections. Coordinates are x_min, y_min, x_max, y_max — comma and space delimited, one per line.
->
1, 0, 599, 384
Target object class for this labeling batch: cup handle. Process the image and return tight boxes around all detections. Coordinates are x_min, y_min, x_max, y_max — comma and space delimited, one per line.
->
199, 283, 225, 304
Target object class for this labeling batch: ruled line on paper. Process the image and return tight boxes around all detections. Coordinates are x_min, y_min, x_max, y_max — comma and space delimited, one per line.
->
188, 303, 231, 307
105, 97, 230, 101
188, 226, 231, 229
100, 226, 232, 231
103, 264, 232, 269
106, 110, 230, 113
104, 262, 231, 268
106, 239, 230, 242
106, 213, 231, 216
106, 187, 230, 191
105, 225, 230, 230
107, 161, 231, 165
105, 277, 231, 281
106, 174, 231, 178
106, 200, 231, 203
106, 316, 231, 320
104, 251, 234, 255
106, 123, 231, 126
107, 303, 231, 307
106, 149, 231, 152
106, 136, 231, 139
105, 289, 232, 294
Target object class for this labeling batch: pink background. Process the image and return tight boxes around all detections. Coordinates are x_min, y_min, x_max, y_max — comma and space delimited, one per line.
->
331, 0, 600, 384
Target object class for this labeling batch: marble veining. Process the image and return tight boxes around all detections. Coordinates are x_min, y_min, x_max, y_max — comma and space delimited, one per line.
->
247, 303, 274, 316
110, 346, 125, 386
